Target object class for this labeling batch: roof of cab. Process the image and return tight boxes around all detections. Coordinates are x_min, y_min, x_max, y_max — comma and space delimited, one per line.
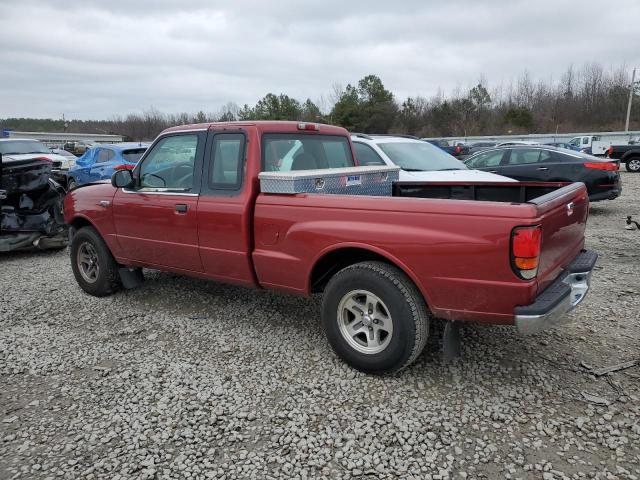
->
161, 120, 349, 136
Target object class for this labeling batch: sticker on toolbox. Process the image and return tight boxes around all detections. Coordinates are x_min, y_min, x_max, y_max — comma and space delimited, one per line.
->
346, 175, 361, 186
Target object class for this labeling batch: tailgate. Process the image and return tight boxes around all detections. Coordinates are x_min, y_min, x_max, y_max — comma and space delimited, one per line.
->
531, 182, 589, 292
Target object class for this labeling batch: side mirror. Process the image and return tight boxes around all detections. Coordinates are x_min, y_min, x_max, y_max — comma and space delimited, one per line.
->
111, 169, 134, 189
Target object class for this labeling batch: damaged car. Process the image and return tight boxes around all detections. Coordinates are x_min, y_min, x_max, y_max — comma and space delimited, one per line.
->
0, 153, 67, 252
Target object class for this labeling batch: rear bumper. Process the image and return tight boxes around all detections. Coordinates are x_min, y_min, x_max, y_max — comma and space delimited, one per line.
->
514, 250, 598, 334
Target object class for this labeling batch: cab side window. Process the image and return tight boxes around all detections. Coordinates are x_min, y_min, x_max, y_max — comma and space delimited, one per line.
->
210, 133, 245, 189
138, 134, 198, 190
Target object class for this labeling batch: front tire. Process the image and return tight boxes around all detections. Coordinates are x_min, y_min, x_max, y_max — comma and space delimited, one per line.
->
321, 261, 429, 374
70, 226, 121, 296
625, 157, 640, 172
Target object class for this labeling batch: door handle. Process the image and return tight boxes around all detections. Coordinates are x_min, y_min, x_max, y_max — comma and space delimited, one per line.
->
175, 204, 188, 213
537, 167, 549, 171
488, 170, 498, 173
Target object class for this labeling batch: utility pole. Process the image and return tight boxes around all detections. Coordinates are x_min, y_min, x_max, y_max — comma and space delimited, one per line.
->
625, 67, 636, 132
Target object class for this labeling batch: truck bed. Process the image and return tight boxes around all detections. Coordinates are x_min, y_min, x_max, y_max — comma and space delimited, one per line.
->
392, 181, 570, 203
254, 181, 589, 323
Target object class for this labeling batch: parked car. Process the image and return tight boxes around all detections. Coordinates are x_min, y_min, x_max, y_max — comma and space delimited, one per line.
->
0, 152, 67, 252
50, 147, 78, 162
422, 139, 470, 159
63, 141, 96, 156
466, 141, 498, 155
67, 143, 149, 189
464, 146, 621, 201
351, 134, 515, 182
64, 121, 596, 374
605, 144, 640, 172
0, 138, 75, 169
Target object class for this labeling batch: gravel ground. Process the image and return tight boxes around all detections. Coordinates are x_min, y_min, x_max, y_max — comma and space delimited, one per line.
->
1, 172, 639, 480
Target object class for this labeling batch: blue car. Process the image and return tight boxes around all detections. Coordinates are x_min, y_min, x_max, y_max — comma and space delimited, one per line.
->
67, 143, 149, 189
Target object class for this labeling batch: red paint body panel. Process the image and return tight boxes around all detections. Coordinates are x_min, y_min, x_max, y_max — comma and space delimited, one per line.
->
63, 121, 590, 326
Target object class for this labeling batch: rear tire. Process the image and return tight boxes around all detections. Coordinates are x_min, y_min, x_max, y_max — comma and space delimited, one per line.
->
625, 157, 640, 172
321, 261, 429, 374
70, 226, 121, 296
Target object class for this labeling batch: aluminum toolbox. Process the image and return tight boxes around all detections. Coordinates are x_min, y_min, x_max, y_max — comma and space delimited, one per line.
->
259, 166, 400, 196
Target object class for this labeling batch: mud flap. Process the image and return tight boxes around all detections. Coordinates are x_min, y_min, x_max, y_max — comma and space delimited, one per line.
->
119, 267, 144, 289
442, 321, 462, 362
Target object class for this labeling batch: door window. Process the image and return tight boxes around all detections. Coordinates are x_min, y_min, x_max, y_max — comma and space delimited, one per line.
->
210, 133, 245, 189
582, 137, 589, 145
506, 149, 541, 165
95, 149, 114, 163
138, 134, 198, 190
353, 142, 386, 166
467, 150, 504, 168
538, 150, 554, 162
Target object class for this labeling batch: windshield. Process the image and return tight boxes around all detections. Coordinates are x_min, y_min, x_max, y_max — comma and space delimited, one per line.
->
122, 148, 147, 163
378, 142, 468, 171
0, 140, 50, 155
262, 134, 354, 171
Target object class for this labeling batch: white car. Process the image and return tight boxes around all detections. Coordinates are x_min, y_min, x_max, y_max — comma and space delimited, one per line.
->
351, 134, 516, 182
0, 139, 75, 170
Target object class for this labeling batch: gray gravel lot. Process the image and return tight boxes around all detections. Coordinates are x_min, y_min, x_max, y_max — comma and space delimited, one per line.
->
1, 172, 639, 480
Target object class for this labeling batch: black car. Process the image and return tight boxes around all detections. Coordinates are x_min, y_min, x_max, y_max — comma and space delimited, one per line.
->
464, 146, 621, 202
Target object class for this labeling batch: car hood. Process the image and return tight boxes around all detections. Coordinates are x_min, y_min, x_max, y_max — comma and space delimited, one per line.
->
2, 152, 74, 169
398, 169, 517, 182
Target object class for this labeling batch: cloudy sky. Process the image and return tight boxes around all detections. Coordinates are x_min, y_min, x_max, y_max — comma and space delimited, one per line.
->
1, 0, 639, 119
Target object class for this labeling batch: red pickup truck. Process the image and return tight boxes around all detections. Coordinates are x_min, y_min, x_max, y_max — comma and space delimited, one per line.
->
64, 121, 597, 373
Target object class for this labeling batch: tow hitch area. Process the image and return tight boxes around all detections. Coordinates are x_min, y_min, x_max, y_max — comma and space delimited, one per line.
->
0, 153, 68, 252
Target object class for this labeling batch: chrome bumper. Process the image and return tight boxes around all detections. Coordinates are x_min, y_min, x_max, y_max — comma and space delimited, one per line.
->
514, 250, 597, 335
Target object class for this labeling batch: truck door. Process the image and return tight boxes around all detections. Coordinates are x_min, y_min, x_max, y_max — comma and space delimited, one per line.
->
196, 129, 257, 286
112, 131, 206, 271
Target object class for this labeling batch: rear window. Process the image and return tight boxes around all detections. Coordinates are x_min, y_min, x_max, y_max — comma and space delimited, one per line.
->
122, 148, 147, 163
262, 134, 354, 172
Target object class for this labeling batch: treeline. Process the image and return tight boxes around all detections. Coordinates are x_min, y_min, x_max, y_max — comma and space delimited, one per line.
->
2, 63, 638, 140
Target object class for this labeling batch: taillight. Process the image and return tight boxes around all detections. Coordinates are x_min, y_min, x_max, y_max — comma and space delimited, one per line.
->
511, 226, 541, 280
454, 145, 462, 154
583, 162, 618, 171
607, 146, 613, 156
297, 122, 319, 131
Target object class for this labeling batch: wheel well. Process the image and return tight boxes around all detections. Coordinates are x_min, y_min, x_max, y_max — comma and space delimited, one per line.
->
69, 217, 93, 232
310, 247, 402, 294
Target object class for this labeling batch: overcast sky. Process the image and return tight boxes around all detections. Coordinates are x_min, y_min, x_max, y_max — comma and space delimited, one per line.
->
1, 0, 639, 120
